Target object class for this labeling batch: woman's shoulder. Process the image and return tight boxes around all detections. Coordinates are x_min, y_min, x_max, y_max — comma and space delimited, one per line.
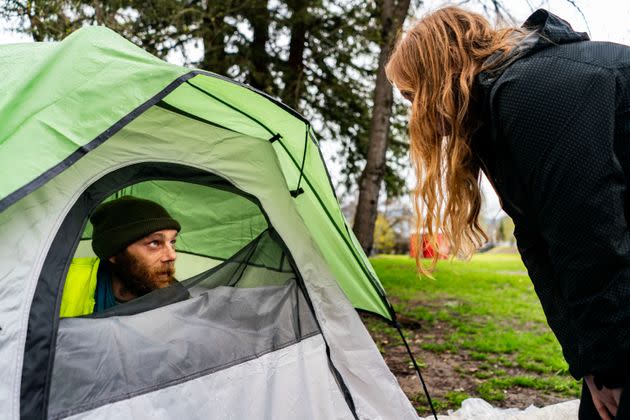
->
495, 40, 630, 94
530, 40, 630, 70
489, 42, 625, 122
483, 42, 623, 156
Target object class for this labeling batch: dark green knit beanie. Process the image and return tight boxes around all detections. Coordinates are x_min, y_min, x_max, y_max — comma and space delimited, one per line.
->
90, 196, 181, 259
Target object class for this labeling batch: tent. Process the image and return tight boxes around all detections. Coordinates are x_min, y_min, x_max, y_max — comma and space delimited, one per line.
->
0, 27, 427, 419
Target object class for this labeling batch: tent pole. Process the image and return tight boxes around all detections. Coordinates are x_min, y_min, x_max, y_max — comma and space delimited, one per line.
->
395, 321, 438, 419
290, 123, 309, 198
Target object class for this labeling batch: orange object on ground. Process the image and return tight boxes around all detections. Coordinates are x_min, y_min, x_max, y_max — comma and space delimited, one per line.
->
409, 234, 449, 259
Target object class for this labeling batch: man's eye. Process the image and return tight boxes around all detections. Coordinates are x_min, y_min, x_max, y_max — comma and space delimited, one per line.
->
149, 241, 160, 248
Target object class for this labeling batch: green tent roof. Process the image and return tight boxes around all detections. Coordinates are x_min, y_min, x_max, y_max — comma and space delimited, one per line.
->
0, 26, 394, 320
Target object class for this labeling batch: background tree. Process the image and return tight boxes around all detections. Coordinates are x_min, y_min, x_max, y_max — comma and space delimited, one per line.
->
498, 216, 516, 245
1, 0, 577, 256
372, 213, 396, 254
352, 0, 410, 255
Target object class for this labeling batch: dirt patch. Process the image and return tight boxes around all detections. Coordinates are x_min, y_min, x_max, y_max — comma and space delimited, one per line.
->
362, 315, 575, 416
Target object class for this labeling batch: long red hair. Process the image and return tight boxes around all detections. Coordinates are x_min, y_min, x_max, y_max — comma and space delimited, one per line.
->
386, 6, 525, 272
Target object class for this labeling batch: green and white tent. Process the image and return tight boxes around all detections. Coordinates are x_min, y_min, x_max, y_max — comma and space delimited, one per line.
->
0, 27, 419, 419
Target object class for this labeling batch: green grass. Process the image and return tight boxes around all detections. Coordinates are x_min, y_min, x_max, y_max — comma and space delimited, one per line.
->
476, 375, 579, 402
368, 253, 581, 409
444, 390, 471, 406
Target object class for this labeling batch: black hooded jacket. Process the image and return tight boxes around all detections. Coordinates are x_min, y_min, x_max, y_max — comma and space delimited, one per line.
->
474, 10, 630, 384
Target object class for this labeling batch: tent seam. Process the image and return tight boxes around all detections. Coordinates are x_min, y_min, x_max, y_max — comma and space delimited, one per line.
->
171, 75, 391, 315
183, 72, 391, 312
274, 138, 392, 312
0, 71, 198, 214
187, 70, 310, 124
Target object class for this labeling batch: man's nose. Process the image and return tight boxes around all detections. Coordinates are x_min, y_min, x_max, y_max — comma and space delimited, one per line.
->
162, 244, 177, 262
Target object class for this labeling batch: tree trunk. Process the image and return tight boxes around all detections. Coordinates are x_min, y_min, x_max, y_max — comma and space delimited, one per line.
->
352, 0, 410, 255
244, 0, 273, 92
200, 3, 231, 75
281, 0, 308, 111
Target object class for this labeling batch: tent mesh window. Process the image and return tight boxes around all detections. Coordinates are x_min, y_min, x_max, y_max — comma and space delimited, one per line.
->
46, 175, 322, 419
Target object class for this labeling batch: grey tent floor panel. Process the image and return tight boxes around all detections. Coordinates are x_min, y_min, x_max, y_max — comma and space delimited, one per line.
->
60, 334, 354, 420
49, 282, 320, 419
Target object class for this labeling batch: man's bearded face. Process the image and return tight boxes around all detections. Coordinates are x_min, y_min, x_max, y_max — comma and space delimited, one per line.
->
110, 229, 178, 297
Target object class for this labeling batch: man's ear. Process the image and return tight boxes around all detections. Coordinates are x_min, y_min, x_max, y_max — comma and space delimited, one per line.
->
108, 255, 117, 264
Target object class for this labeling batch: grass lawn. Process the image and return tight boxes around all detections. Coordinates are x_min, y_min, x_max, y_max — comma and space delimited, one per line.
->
364, 253, 581, 416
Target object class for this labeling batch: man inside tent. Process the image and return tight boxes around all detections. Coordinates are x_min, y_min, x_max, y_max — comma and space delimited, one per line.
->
60, 196, 181, 317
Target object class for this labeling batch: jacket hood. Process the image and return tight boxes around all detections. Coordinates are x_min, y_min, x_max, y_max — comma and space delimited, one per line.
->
478, 9, 589, 86
522, 9, 589, 51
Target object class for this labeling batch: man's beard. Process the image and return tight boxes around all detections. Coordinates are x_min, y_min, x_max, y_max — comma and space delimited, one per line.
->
110, 251, 176, 297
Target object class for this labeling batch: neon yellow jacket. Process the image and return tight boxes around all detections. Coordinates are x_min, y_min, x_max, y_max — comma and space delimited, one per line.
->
60, 257, 100, 318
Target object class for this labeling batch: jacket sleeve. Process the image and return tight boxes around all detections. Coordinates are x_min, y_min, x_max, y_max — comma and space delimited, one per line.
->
495, 55, 630, 381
